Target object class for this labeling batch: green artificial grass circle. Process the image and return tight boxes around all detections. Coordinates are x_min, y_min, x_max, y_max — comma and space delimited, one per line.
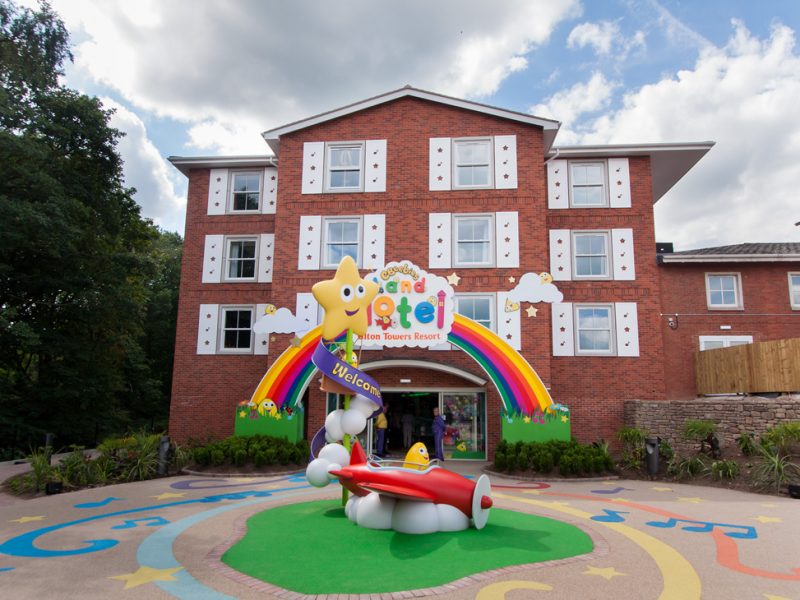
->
222, 499, 593, 595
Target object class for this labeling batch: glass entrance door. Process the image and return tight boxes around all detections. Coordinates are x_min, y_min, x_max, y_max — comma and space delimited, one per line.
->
441, 392, 486, 459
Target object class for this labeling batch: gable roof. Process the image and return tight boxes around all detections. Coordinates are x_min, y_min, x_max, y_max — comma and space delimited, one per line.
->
660, 243, 800, 263
261, 85, 561, 155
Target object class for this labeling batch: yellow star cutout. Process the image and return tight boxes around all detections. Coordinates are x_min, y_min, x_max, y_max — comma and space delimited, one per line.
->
652, 486, 673, 492
312, 256, 379, 340
508, 276, 516, 283
523, 416, 531, 423
10, 515, 45, 524
677, 497, 705, 504
238, 410, 246, 418
446, 272, 461, 286
274, 413, 282, 420
584, 566, 626, 580
109, 566, 183, 590
289, 336, 302, 347
525, 306, 538, 317
752, 515, 782, 524
560, 415, 568, 423
152, 492, 186, 501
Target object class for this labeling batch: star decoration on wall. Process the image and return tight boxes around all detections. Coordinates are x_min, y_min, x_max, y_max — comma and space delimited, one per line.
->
508, 276, 516, 283
525, 306, 538, 318
583, 566, 626, 580
446, 272, 461, 286
109, 566, 184, 590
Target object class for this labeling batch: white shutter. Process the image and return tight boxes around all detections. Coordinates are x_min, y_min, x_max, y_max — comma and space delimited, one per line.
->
615, 303, 640, 357
262, 166, 278, 214
547, 159, 569, 209
429, 213, 452, 269
301, 142, 324, 194
197, 304, 219, 354
549, 229, 572, 281
611, 228, 635, 280
296, 293, 320, 333
201, 235, 224, 283
363, 214, 385, 270
254, 304, 270, 355
429, 137, 451, 191
495, 211, 519, 268
258, 233, 274, 283
207, 169, 228, 215
496, 293, 521, 351
551, 302, 574, 356
494, 135, 517, 189
364, 140, 387, 193
608, 158, 631, 208
298, 215, 322, 270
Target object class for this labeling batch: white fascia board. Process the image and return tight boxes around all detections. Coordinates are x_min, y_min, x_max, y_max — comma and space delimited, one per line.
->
168, 155, 277, 177
262, 86, 562, 155
661, 254, 800, 263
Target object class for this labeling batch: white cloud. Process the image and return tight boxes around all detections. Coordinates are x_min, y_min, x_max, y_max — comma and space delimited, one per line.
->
565, 20, 800, 248
253, 307, 309, 335
508, 273, 564, 304
102, 98, 186, 233
567, 21, 619, 55
530, 72, 618, 137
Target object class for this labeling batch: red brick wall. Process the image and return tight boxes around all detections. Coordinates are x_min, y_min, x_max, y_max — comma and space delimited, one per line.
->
659, 261, 800, 399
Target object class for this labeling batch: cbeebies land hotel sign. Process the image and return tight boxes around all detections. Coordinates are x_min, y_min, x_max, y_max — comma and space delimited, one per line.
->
361, 261, 455, 347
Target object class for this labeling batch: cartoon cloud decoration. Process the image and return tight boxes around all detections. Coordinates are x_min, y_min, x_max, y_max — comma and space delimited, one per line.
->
312, 256, 379, 340
252, 306, 310, 335
507, 272, 564, 304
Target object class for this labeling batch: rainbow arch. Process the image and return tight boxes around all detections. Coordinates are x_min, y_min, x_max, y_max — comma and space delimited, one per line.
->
249, 314, 553, 416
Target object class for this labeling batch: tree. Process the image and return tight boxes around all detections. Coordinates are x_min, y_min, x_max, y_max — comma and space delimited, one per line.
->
0, 0, 179, 454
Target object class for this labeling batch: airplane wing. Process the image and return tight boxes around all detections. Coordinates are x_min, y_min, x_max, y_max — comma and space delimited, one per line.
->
360, 483, 437, 502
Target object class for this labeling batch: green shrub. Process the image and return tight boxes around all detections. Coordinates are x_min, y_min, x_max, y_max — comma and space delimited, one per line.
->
668, 455, 708, 480
710, 459, 740, 481
617, 427, 648, 470
751, 443, 800, 491
736, 432, 757, 457
761, 422, 800, 454
27, 446, 55, 492
658, 439, 675, 462
493, 450, 508, 472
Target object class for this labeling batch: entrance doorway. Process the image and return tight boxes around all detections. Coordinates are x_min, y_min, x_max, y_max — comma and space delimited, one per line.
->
382, 391, 439, 456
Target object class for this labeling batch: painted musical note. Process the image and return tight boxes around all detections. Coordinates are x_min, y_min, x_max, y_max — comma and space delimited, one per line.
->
645, 517, 757, 539
74, 497, 123, 509
111, 516, 169, 530
590, 509, 630, 523
591, 486, 634, 495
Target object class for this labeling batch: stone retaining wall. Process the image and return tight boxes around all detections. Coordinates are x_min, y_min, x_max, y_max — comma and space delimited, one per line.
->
624, 395, 800, 456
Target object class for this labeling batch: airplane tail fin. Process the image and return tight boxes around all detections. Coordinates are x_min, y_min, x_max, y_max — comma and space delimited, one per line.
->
349, 440, 367, 465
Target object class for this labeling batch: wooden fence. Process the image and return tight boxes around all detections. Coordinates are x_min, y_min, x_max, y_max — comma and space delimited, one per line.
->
695, 338, 800, 395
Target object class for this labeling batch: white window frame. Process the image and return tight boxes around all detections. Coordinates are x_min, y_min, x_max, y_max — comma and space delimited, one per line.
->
219, 306, 254, 353
321, 216, 362, 269
452, 213, 494, 268
572, 231, 612, 280
452, 137, 494, 190
224, 237, 258, 282
228, 170, 262, 213
699, 335, 753, 351
324, 142, 365, 192
574, 304, 616, 356
454, 294, 495, 332
569, 160, 607, 207
705, 273, 743, 310
789, 272, 800, 310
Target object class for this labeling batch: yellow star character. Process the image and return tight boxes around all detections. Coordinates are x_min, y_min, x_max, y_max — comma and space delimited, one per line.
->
312, 256, 379, 340
109, 566, 183, 590
10, 516, 45, 524
583, 565, 626, 580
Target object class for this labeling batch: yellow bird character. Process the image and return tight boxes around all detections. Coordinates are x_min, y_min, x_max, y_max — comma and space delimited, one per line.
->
403, 442, 431, 470
263, 304, 277, 315
456, 440, 468, 452
539, 272, 554, 284
256, 398, 278, 417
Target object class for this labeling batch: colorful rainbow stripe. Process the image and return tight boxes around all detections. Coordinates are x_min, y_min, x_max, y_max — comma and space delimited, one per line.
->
248, 315, 553, 416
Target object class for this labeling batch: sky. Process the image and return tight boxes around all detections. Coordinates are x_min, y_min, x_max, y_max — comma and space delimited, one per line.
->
23, 0, 800, 250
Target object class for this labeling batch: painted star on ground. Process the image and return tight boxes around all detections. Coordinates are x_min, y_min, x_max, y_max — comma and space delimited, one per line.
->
9, 516, 45, 524
109, 566, 183, 590
677, 497, 705, 503
652, 486, 673, 492
752, 515, 782, 524
583, 566, 626, 580
446, 272, 461, 286
151, 492, 186, 501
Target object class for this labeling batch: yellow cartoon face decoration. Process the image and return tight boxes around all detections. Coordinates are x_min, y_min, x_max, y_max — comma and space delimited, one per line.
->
263, 304, 277, 315
403, 442, 430, 470
312, 256, 379, 340
256, 398, 277, 417
539, 272, 554, 284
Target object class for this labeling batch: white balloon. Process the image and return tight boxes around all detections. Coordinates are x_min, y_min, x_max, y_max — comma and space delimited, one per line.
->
345, 496, 362, 522
325, 409, 345, 441
436, 504, 469, 531
341, 409, 367, 435
325, 431, 337, 444
350, 395, 378, 418
356, 492, 396, 530
305, 458, 332, 488
326, 462, 342, 481
319, 443, 350, 468
392, 501, 438, 534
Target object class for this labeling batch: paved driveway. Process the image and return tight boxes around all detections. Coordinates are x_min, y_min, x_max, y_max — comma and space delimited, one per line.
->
0, 466, 798, 599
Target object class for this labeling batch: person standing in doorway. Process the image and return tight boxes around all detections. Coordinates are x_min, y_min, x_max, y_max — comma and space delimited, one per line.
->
376, 403, 389, 457
432, 406, 446, 461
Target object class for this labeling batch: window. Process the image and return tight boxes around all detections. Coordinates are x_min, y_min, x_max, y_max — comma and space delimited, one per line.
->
455, 295, 494, 331
323, 218, 361, 268
225, 238, 257, 280
325, 143, 364, 191
230, 172, 261, 212
699, 335, 753, 351
575, 305, 615, 355
573, 232, 611, 279
706, 273, 743, 309
220, 307, 253, 352
453, 138, 492, 189
790, 273, 800, 309
454, 214, 493, 267
570, 161, 606, 207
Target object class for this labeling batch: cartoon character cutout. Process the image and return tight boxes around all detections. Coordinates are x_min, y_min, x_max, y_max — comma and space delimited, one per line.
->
312, 256, 379, 340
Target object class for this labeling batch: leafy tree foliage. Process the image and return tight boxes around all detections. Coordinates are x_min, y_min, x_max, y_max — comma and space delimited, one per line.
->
0, 0, 180, 454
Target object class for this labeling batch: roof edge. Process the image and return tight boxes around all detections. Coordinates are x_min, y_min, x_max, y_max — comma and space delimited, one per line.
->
661, 253, 800, 263
168, 155, 276, 177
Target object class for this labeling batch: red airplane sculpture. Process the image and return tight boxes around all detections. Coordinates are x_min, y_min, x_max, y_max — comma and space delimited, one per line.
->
328, 440, 493, 529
